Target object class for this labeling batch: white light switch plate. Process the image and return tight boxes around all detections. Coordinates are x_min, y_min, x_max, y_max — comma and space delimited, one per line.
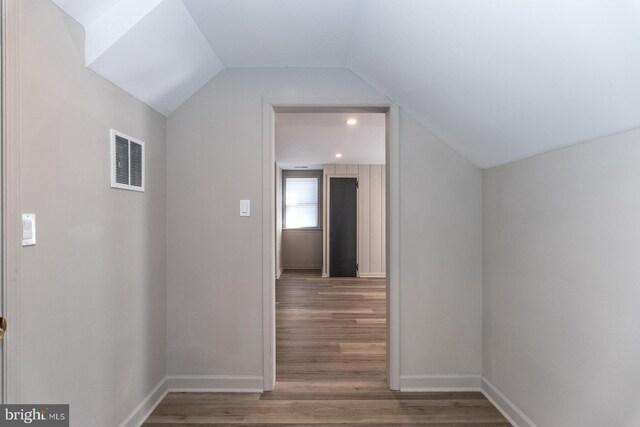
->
240, 200, 250, 216
22, 213, 36, 246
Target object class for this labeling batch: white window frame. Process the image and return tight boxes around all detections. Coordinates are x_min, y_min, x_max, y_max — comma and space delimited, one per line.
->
283, 175, 320, 229
110, 129, 145, 192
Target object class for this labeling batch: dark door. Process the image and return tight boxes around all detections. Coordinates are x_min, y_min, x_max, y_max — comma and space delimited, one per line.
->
330, 178, 357, 277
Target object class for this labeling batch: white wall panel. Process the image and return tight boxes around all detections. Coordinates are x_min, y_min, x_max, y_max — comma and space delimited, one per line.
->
323, 163, 385, 277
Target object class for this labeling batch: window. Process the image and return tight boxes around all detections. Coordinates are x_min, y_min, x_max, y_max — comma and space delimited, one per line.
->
110, 129, 145, 192
285, 177, 318, 228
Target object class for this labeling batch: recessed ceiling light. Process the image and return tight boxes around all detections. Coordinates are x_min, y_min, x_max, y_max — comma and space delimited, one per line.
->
335, 153, 343, 158
294, 166, 309, 169
346, 118, 358, 126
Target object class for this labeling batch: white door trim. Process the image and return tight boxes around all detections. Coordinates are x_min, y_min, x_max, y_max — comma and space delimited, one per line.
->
1, 0, 21, 403
262, 97, 400, 391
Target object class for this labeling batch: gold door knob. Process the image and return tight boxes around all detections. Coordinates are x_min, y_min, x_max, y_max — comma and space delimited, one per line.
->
0, 317, 6, 341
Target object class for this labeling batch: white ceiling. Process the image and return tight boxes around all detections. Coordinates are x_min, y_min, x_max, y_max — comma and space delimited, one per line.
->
87, 0, 223, 115
50, 0, 122, 27
183, 0, 365, 68
51, 0, 640, 168
275, 113, 386, 170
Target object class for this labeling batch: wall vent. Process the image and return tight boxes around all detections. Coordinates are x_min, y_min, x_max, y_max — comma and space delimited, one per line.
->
110, 129, 145, 192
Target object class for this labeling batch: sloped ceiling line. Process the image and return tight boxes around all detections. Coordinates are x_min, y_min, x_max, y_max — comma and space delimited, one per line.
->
53, 0, 225, 116
50, 0, 640, 168
84, 0, 163, 65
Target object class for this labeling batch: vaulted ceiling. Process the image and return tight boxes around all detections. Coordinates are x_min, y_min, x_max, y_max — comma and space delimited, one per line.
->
51, 0, 640, 168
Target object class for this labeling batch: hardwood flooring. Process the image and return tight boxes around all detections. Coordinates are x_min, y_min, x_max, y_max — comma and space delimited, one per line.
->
144, 270, 510, 426
277, 270, 386, 382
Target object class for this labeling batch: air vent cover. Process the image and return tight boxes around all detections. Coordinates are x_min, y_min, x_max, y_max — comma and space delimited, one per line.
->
110, 129, 145, 192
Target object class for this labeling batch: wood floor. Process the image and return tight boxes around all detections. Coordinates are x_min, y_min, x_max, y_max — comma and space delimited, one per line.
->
144, 270, 510, 426
277, 269, 387, 381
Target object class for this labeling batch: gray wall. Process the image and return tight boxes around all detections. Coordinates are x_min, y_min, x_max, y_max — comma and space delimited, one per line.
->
19, 1, 167, 426
282, 229, 323, 270
166, 68, 483, 384
483, 129, 640, 426
400, 113, 483, 385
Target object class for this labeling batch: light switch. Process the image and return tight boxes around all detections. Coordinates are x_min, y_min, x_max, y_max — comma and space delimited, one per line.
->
22, 213, 36, 246
240, 200, 250, 216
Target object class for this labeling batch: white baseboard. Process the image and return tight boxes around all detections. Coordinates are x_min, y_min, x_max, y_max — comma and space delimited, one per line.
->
399, 374, 481, 391
481, 377, 537, 427
119, 374, 533, 427
282, 265, 322, 270
276, 265, 284, 279
358, 272, 386, 278
119, 377, 168, 427
166, 375, 264, 392
119, 375, 264, 427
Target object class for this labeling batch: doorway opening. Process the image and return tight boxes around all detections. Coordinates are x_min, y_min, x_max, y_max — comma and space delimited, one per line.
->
270, 107, 391, 390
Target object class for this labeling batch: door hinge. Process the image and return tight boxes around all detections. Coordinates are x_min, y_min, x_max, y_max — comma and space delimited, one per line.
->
356, 262, 359, 271
356, 180, 359, 189
0, 317, 7, 342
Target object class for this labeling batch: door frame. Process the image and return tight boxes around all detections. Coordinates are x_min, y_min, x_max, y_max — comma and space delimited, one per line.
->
326, 175, 359, 278
1, 0, 22, 403
262, 98, 401, 391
